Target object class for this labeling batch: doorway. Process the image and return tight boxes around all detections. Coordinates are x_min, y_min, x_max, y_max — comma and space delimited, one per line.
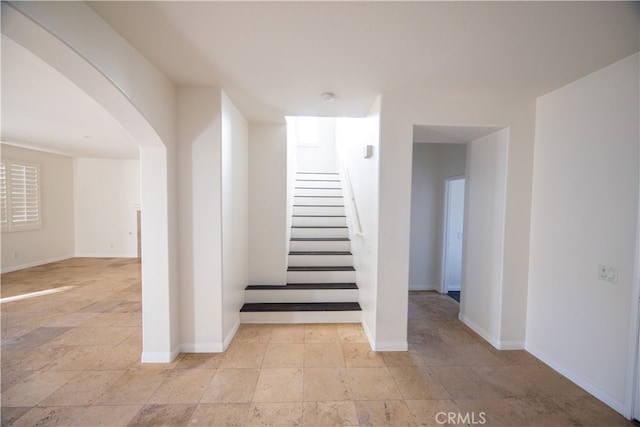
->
442, 176, 465, 301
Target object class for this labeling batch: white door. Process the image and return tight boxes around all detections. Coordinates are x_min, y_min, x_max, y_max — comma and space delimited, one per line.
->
443, 178, 465, 292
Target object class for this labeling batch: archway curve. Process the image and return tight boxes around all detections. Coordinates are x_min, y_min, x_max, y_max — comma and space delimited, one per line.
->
2, 2, 177, 361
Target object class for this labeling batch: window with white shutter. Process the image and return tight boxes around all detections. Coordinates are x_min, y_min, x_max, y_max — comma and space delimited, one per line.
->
0, 160, 41, 232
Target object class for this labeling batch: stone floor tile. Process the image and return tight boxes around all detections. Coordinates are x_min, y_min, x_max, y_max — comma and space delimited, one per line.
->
127, 404, 196, 427
200, 368, 260, 403
246, 402, 303, 427
147, 369, 215, 404
303, 367, 352, 401
262, 343, 304, 368
253, 368, 303, 402
348, 367, 403, 401
302, 401, 359, 426
355, 400, 415, 426
188, 403, 251, 427
304, 342, 345, 367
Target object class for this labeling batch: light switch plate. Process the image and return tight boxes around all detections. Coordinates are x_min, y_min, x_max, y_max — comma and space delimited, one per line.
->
598, 264, 618, 283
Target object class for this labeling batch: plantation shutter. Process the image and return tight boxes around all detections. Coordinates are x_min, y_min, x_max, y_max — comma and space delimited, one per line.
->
10, 163, 40, 227
0, 162, 7, 229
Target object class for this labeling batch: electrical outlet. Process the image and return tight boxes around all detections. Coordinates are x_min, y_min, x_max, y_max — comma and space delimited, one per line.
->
598, 264, 618, 283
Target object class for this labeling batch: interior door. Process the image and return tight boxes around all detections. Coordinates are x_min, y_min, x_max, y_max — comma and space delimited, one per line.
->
443, 177, 465, 292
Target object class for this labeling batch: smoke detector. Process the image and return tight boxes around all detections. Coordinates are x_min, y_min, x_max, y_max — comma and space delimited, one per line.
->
321, 92, 336, 102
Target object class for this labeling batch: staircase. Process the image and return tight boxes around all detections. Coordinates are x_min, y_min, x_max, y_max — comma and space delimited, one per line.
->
241, 172, 362, 323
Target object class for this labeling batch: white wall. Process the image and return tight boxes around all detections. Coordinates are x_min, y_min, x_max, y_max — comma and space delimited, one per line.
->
1, 144, 75, 272
296, 117, 338, 172
248, 124, 288, 285
409, 143, 466, 291
221, 91, 249, 342
527, 53, 639, 416
336, 97, 381, 348
458, 129, 508, 347
177, 86, 223, 352
74, 158, 140, 257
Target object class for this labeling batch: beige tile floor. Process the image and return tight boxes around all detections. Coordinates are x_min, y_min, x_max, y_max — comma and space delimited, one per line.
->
1, 258, 633, 426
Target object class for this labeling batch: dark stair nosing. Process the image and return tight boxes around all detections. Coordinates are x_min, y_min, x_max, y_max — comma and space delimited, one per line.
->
291, 237, 350, 241
293, 196, 344, 199
246, 283, 358, 290
292, 215, 346, 218
295, 206, 343, 208
289, 251, 352, 255
296, 179, 341, 182
240, 302, 361, 312
287, 266, 355, 272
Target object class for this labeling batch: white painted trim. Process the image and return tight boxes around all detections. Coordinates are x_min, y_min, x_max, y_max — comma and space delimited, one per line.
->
1, 254, 74, 273
372, 341, 409, 352
224, 317, 241, 351
458, 312, 500, 350
75, 253, 138, 258
495, 340, 525, 350
526, 343, 627, 417
627, 156, 640, 421
141, 345, 180, 364
180, 343, 224, 353
361, 317, 375, 350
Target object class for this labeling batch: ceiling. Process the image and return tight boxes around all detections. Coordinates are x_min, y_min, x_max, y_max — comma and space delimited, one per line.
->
1, 35, 139, 159
89, 1, 639, 122
1, 1, 638, 158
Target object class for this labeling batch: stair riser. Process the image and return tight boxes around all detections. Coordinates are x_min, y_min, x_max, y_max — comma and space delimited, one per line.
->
286, 270, 356, 283
295, 188, 343, 197
291, 227, 348, 238
288, 254, 353, 267
289, 240, 351, 252
294, 196, 344, 206
240, 311, 361, 324
292, 216, 346, 227
296, 173, 340, 180
244, 288, 358, 303
295, 180, 341, 189
293, 206, 345, 216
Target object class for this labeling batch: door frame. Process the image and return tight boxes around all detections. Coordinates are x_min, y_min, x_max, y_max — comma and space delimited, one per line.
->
440, 174, 466, 294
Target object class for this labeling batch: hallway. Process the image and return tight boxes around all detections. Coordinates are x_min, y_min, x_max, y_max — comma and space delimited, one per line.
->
1, 258, 631, 426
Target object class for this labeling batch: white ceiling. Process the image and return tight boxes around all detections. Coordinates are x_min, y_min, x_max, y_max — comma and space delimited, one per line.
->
1, 36, 139, 159
89, 1, 639, 122
1, 1, 638, 158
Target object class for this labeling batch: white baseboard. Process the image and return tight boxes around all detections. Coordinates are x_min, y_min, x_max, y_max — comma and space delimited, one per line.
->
224, 317, 241, 351
525, 344, 627, 417
179, 342, 224, 353
141, 344, 181, 363
496, 340, 525, 350
372, 341, 409, 352
178, 318, 240, 354
457, 313, 525, 350
458, 312, 500, 349
360, 317, 408, 352
1, 254, 74, 273
75, 253, 138, 258
361, 317, 375, 349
